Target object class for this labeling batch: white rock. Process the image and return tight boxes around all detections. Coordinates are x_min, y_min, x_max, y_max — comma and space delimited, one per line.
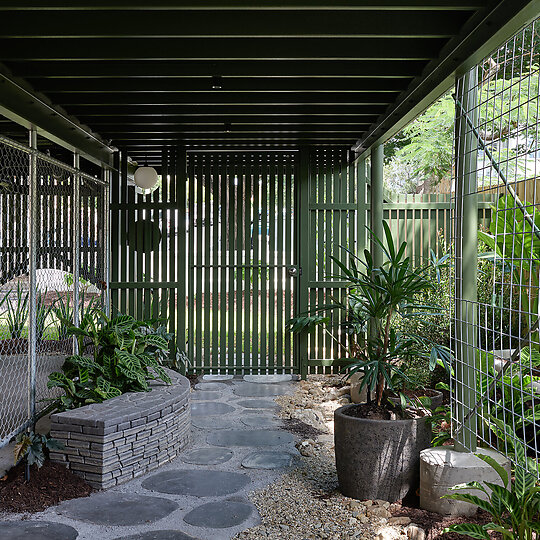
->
375, 526, 404, 540
405, 525, 426, 540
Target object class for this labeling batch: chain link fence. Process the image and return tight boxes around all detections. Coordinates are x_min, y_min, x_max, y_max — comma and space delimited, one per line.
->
451, 16, 540, 476
0, 132, 109, 448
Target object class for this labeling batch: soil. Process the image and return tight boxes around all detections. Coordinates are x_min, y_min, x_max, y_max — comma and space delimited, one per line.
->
392, 505, 501, 539
342, 402, 394, 420
279, 417, 324, 438
0, 460, 93, 513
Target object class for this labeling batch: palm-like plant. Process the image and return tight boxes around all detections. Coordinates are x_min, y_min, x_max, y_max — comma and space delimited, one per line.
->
288, 221, 450, 407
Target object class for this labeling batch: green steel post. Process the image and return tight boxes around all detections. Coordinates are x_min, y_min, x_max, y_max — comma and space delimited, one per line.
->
369, 145, 384, 346
370, 145, 384, 267
297, 147, 310, 379
454, 68, 478, 453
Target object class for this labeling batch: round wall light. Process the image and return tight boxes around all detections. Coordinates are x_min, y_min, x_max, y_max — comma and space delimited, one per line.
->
134, 166, 159, 190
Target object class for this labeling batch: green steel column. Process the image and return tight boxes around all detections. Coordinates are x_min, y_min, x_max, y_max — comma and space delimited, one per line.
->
369, 145, 384, 347
370, 145, 384, 268
356, 158, 368, 262
296, 147, 310, 379
454, 68, 478, 453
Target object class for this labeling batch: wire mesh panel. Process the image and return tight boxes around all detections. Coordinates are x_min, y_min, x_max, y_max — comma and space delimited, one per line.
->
0, 132, 108, 448
0, 136, 31, 447
452, 17, 540, 476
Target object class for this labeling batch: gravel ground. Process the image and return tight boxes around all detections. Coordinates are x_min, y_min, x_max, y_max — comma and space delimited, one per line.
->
234, 375, 416, 540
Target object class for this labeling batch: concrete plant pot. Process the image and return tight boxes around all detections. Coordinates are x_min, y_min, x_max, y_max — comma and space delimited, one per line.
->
334, 404, 432, 502
388, 388, 444, 410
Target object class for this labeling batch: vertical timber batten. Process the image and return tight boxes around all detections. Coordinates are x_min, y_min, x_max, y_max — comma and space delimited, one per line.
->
297, 148, 310, 379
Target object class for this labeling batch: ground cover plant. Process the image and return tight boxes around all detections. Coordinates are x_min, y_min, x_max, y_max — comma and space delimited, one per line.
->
47, 310, 172, 411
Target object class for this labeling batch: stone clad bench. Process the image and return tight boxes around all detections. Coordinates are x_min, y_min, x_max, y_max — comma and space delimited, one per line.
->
49, 369, 191, 489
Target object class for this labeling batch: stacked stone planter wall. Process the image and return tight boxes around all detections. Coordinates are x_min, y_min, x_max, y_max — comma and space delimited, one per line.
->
49, 370, 191, 489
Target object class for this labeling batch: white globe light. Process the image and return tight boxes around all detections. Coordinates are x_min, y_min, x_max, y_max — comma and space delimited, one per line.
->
134, 166, 158, 190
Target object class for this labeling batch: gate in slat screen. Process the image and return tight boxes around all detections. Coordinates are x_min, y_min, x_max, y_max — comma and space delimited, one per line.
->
185, 151, 298, 374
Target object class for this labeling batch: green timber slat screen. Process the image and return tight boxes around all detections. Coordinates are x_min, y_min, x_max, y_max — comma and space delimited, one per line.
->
111, 149, 298, 374
305, 149, 366, 374
186, 151, 297, 373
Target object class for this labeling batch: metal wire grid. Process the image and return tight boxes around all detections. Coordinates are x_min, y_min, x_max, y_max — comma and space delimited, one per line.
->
451, 17, 540, 475
0, 133, 108, 448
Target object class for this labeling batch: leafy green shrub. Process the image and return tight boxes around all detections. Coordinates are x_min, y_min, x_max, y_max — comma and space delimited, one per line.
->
47, 311, 172, 411
2, 283, 29, 339
14, 431, 64, 469
443, 422, 540, 539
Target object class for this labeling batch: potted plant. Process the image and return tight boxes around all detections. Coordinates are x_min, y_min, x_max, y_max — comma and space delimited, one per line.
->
289, 221, 450, 502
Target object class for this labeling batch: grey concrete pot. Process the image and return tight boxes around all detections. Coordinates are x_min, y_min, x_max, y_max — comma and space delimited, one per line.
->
334, 404, 432, 502
388, 389, 444, 410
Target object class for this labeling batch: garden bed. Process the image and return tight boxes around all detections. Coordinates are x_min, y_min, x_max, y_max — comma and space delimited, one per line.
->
49, 369, 191, 489
0, 460, 93, 513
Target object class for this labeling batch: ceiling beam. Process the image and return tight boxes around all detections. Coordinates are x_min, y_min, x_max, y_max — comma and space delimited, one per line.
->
33, 78, 410, 93
65, 104, 389, 116
83, 116, 379, 125
0, 38, 446, 61
8, 60, 428, 79
0, 69, 114, 166
0, 1, 488, 10
43, 92, 397, 106
0, 11, 464, 38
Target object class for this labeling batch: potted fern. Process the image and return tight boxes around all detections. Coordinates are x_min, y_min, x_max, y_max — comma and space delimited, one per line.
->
289, 222, 450, 501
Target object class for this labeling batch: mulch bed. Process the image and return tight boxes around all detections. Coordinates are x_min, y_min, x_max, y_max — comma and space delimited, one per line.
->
393, 504, 500, 539
0, 461, 93, 513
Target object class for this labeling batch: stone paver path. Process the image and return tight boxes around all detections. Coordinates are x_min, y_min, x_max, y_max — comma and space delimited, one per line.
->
0, 375, 297, 540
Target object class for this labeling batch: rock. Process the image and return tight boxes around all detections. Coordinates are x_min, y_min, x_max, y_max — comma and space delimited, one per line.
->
349, 372, 368, 403
375, 500, 391, 509
405, 525, 426, 540
293, 408, 327, 432
296, 439, 316, 457
375, 526, 405, 540
368, 506, 392, 518
389, 517, 412, 526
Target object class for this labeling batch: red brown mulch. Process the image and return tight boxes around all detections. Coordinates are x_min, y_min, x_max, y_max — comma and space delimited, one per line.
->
393, 505, 500, 540
0, 461, 93, 513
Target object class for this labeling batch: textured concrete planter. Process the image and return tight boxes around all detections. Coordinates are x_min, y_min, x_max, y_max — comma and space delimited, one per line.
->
334, 404, 432, 502
50, 369, 191, 489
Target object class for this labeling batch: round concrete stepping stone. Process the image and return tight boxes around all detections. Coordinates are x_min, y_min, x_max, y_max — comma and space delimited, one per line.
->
241, 415, 277, 428
191, 417, 235, 430
203, 374, 234, 381
191, 401, 235, 417
237, 399, 277, 409
194, 382, 225, 391
180, 447, 234, 465
0, 521, 78, 540
191, 391, 222, 401
117, 532, 200, 540
207, 429, 294, 447
241, 451, 294, 470
233, 383, 289, 397
59, 493, 178, 526
244, 374, 292, 383
183, 501, 253, 529
142, 470, 250, 497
